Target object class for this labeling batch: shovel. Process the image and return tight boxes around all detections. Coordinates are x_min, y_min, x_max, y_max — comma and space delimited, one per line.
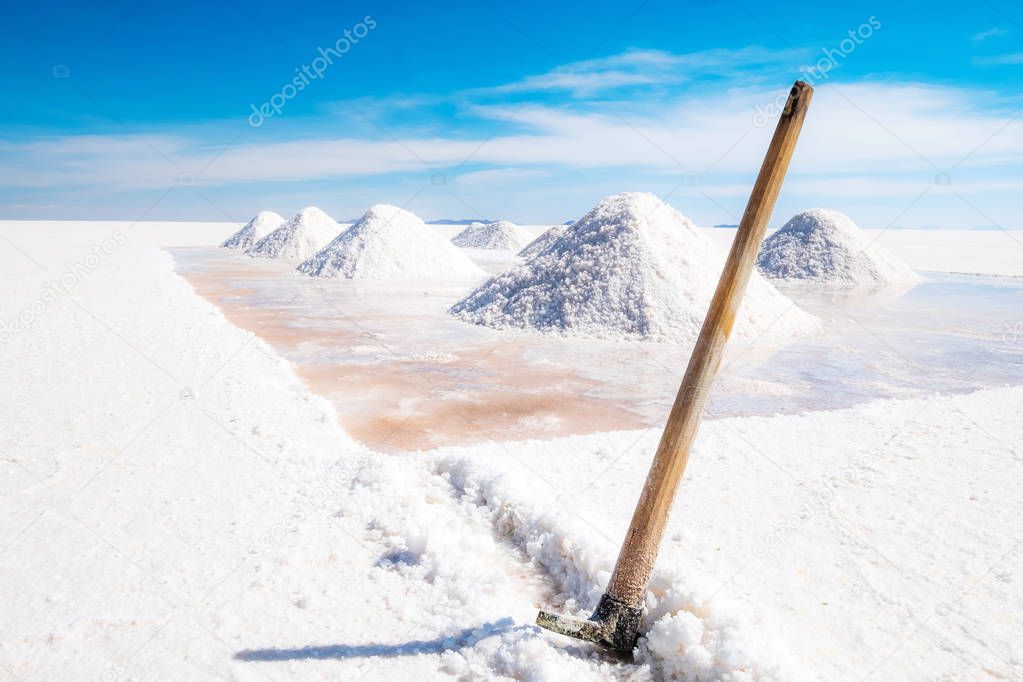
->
536, 80, 814, 651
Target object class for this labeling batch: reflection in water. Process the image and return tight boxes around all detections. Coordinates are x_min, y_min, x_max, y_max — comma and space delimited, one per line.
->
171, 247, 1023, 451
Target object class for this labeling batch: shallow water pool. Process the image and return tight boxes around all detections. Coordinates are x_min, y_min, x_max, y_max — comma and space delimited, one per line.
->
171, 246, 1023, 450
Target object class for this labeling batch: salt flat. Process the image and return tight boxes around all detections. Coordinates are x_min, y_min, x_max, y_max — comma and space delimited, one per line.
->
1, 220, 1020, 681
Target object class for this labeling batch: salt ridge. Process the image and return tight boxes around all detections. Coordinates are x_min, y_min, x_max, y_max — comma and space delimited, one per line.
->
221, 211, 284, 249
298, 203, 484, 280
247, 206, 342, 262
451, 192, 819, 344
757, 208, 921, 288
451, 220, 534, 250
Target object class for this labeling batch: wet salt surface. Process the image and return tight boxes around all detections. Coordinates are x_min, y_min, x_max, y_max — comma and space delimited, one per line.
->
171, 246, 1023, 450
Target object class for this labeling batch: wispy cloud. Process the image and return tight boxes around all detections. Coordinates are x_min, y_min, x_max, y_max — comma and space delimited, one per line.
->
474, 46, 807, 97
972, 52, 1023, 66
971, 27, 1009, 43
456, 167, 551, 187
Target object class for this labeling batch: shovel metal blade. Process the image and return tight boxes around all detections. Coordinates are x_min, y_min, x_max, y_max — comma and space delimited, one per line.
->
535, 593, 643, 652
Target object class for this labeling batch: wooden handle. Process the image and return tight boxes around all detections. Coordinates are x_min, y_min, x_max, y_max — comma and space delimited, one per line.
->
606, 81, 813, 605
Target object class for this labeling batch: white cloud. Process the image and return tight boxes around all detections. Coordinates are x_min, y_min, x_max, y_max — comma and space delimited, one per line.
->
3, 81, 1022, 195
456, 168, 550, 186
972, 52, 1023, 66
475, 46, 807, 97
971, 27, 1009, 43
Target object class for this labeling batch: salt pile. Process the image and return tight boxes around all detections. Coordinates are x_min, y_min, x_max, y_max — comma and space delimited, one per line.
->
450, 192, 818, 344
221, 211, 284, 249
247, 207, 342, 262
517, 225, 567, 259
298, 204, 484, 280
757, 209, 921, 288
451, 220, 534, 250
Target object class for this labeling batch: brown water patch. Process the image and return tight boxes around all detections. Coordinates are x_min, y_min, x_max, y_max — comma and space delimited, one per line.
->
296, 352, 640, 452
175, 249, 656, 451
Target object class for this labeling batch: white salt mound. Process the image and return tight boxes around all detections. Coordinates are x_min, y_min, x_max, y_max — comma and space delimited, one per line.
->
298, 204, 484, 280
451, 220, 534, 250
450, 192, 819, 344
248, 207, 342, 262
517, 225, 567, 259
221, 211, 284, 249
757, 209, 921, 288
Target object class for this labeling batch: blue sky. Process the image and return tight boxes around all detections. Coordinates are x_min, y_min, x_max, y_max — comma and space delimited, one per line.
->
1, 0, 1022, 228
